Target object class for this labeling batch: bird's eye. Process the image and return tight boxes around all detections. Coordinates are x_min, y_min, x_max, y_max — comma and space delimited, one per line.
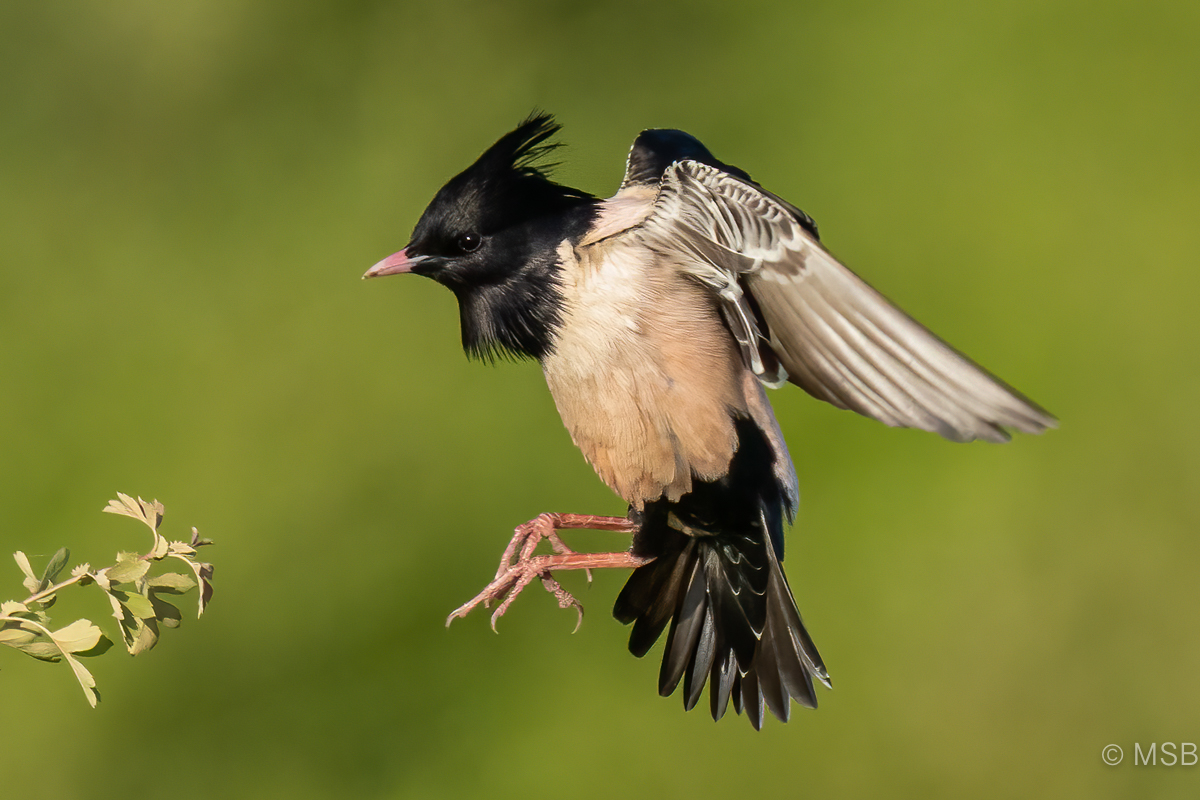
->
456, 233, 482, 253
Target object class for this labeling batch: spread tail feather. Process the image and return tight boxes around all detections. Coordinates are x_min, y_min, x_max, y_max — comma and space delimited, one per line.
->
613, 513, 829, 728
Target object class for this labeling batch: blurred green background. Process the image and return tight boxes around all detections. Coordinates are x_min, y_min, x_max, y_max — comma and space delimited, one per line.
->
2, 1, 1197, 798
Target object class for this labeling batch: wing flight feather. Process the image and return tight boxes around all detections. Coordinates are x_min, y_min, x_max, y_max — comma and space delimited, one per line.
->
637, 161, 1055, 442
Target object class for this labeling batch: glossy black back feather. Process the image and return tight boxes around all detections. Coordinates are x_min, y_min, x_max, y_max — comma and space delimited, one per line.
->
613, 418, 828, 728
625, 129, 755, 187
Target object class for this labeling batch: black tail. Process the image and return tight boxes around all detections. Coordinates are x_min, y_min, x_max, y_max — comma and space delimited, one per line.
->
612, 418, 830, 728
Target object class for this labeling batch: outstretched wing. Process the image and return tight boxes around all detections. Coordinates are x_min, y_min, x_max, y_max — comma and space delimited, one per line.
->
637, 160, 1055, 443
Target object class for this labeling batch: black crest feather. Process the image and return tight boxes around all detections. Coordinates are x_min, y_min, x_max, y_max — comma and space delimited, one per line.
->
477, 111, 566, 183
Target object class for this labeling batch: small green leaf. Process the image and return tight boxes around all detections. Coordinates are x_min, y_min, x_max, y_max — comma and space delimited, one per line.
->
71, 563, 94, 586
127, 617, 159, 656
168, 541, 196, 557
0, 627, 36, 644
171, 555, 214, 618
103, 493, 143, 521
93, 569, 112, 591
149, 594, 182, 628
14, 551, 38, 595
1, 600, 30, 616
51, 619, 104, 654
197, 563, 214, 616
9, 640, 63, 662
41, 547, 70, 588
103, 493, 164, 534
113, 590, 156, 620
113, 606, 141, 651
14, 551, 36, 580
63, 651, 99, 707
145, 572, 196, 593
151, 533, 169, 559
105, 554, 151, 585
169, 556, 213, 618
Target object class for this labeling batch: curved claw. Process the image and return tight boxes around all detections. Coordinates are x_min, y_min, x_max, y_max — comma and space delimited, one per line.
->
540, 573, 585, 633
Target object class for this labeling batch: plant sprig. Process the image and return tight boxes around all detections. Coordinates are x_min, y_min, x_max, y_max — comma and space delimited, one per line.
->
0, 493, 214, 707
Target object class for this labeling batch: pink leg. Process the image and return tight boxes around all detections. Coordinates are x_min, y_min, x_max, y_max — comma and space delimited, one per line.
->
446, 513, 649, 632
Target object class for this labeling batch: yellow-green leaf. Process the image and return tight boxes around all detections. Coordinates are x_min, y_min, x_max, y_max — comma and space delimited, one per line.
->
151, 533, 169, 559
127, 618, 159, 656
168, 541, 196, 557
63, 652, 99, 707
114, 590, 156, 620
8, 640, 62, 662
145, 572, 196, 593
105, 554, 151, 584
98, 585, 124, 622
13, 551, 35, 580
149, 594, 182, 628
14, 551, 38, 594
0, 627, 36, 645
171, 555, 214, 618
103, 493, 164, 533
51, 619, 104, 654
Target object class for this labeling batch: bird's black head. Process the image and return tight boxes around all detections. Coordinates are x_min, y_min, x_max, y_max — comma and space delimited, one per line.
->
367, 113, 597, 361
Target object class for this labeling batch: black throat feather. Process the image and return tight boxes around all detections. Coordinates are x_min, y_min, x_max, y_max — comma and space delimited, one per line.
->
453, 201, 596, 362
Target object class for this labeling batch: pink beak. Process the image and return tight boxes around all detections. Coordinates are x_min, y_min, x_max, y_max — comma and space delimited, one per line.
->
363, 248, 418, 279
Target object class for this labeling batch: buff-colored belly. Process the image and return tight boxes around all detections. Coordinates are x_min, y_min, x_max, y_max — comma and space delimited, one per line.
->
541, 240, 746, 506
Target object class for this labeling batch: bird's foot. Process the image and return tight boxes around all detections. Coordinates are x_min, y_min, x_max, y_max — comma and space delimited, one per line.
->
492, 513, 637, 582
446, 513, 646, 632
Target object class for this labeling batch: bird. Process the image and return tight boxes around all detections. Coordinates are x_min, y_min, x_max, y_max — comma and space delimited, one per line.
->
364, 112, 1055, 728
